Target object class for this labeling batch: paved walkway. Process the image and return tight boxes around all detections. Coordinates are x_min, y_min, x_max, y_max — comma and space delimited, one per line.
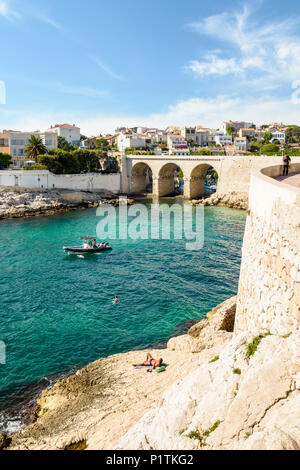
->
275, 172, 300, 188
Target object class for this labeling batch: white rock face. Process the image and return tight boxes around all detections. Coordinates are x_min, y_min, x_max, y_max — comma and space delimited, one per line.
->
116, 330, 300, 450
168, 296, 236, 353
0, 188, 125, 218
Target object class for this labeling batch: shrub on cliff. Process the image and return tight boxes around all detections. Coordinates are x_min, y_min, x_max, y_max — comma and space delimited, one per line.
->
261, 143, 280, 155
288, 148, 300, 156
23, 164, 48, 171
191, 149, 212, 156
0, 152, 12, 169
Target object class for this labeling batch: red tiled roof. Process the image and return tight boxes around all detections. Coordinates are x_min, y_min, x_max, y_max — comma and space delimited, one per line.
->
50, 124, 79, 129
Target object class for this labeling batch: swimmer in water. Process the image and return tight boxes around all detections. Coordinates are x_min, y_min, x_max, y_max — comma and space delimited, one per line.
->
113, 296, 119, 304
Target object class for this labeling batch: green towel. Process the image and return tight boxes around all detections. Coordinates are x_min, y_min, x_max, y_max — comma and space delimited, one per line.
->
156, 364, 167, 373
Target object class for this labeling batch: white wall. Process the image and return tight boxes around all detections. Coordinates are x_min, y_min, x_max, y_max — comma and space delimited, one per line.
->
0, 170, 121, 193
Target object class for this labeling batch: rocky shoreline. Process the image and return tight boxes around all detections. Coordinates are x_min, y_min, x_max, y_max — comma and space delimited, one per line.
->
1, 297, 236, 451
2, 296, 298, 451
190, 191, 248, 210
0, 187, 248, 221
0, 187, 134, 220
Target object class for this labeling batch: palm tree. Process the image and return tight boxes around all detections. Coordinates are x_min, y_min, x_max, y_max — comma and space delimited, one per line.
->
25, 135, 47, 160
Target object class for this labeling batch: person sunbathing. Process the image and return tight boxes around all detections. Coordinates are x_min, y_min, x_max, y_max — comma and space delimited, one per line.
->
133, 353, 163, 370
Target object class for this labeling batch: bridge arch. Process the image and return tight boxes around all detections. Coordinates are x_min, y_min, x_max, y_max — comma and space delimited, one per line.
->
189, 164, 218, 199
157, 162, 184, 197
130, 162, 153, 195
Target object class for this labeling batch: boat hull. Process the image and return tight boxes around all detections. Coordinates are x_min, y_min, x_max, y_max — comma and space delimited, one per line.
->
63, 246, 112, 254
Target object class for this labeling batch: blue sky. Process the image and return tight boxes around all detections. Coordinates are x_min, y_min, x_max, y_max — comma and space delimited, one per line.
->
1, 0, 300, 135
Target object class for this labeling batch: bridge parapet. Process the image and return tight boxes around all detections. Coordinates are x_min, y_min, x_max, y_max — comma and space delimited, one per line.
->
122, 155, 300, 199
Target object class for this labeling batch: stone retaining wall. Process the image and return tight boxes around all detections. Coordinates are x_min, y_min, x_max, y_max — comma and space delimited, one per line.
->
235, 164, 300, 335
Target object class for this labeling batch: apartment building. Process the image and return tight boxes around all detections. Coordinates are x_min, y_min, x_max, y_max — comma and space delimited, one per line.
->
166, 126, 182, 135
181, 127, 197, 144
239, 128, 256, 138
221, 120, 254, 134
167, 134, 186, 149
152, 130, 168, 144
214, 134, 233, 146
117, 133, 148, 152
0, 130, 58, 168
167, 134, 190, 155
196, 128, 215, 147
0, 133, 9, 154
234, 137, 248, 152
47, 124, 81, 146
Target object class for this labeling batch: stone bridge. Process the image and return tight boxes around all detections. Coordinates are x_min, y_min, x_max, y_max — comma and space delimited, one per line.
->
121, 154, 300, 199
122, 154, 225, 199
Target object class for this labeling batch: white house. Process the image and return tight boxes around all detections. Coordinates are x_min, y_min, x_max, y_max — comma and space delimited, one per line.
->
117, 133, 147, 152
169, 148, 190, 156
234, 137, 248, 152
167, 134, 190, 155
221, 120, 254, 134
209, 130, 233, 147
47, 124, 81, 146
167, 134, 187, 150
271, 130, 286, 144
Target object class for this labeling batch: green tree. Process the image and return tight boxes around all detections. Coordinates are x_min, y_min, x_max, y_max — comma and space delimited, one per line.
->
57, 136, 74, 151
226, 126, 236, 136
188, 138, 196, 147
262, 132, 273, 144
261, 143, 280, 155
286, 126, 300, 143
95, 138, 109, 149
288, 148, 300, 156
37, 149, 114, 174
0, 152, 12, 169
250, 141, 261, 153
74, 149, 101, 173
25, 135, 47, 160
191, 149, 212, 156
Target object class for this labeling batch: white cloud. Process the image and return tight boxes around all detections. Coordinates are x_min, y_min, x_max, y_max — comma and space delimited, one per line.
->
89, 55, 124, 81
35, 13, 64, 31
0, 1, 64, 31
186, 54, 242, 77
186, 3, 300, 85
0, 0, 19, 20
2, 93, 300, 136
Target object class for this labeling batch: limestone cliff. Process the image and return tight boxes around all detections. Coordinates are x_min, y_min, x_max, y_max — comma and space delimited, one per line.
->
116, 330, 300, 450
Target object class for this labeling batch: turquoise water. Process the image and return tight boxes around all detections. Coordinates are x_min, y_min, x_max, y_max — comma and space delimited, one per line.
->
0, 201, 246, 415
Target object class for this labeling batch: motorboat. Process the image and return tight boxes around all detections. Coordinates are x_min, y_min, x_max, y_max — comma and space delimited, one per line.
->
63, 237, 112, 254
